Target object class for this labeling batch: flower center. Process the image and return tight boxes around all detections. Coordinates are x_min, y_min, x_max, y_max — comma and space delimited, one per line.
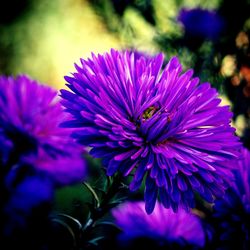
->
142, 106, 159, 121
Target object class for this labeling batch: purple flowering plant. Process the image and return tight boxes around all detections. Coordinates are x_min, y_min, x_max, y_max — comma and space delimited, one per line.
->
0, 75, 86, 247
0, 50, 244, 250
209, 148, 250, 249
112, 201, 206, 248
0, 75, 86, 184
61, 49, 239, 214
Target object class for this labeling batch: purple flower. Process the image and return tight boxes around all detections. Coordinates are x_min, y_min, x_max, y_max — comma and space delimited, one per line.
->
178, 8, 224, 41
0, 74, 87, 244
61, 49, 239, 214
0, 75, 86, 184
212, 148, 250, 249
1, 169, 53, 249
4, 173, 53, 234
112, 201, 205, 248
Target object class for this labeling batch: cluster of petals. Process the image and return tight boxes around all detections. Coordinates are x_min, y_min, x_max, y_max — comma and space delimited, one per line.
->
0, 75, 86, 184
61, 49, 240, 213
213, 148, 250, 248
112, 201, 205, 248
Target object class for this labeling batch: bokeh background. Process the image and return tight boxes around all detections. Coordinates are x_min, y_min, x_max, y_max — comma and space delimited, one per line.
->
1, 0, 250, 219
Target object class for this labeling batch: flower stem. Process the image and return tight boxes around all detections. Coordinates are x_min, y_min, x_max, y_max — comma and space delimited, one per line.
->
82, 173, 127, 244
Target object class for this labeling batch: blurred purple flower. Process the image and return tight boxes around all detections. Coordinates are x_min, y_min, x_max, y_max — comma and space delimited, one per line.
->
178, 8, 224, 41
212, 148, 250, 249
112, 201, 205, 248
0, 75, 86, 184
0, 75, 87, 244
4, 173, 53, 234
61, 49, 239, 214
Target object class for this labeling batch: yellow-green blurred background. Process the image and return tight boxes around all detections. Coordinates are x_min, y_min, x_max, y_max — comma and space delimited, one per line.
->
0, 0, 223, 88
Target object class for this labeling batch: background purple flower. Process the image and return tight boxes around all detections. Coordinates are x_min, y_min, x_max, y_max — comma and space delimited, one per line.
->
212, 148, 250, 249
178, 8, 225, 41
4, 173, 53, 233
0, 74, 86, 184
61, 49, 239, 214
0, 75, 87, 246
1, 167, 54, 249
112, 201, 205, 248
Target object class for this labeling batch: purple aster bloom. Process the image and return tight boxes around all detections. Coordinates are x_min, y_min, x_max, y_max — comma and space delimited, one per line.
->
61, 49, 240, 214
178, 8, 224, 41
112, 201, 205, 248
212, 148, 250, 249
0, 75, 87, 247
0, 74, 86, 184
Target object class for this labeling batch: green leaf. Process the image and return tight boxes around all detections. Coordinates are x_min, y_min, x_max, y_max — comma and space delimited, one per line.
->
49, 213, 82, 248
83, 181, 101, 208
95, 221, 122, 231
87, 236, 105, 246
54, 213, 82, 229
